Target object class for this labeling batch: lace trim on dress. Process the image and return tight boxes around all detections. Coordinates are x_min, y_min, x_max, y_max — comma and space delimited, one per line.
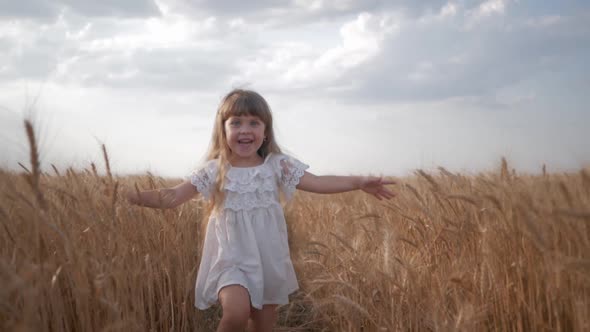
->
225, 179, 276, 195
278, 156, 309, 201
282, 165, 306, 199
224, 190, 280, 211
223, 162, 280, 211
189, 167, 213, 200
225, 166, 276, 194
225, 165, 273, 183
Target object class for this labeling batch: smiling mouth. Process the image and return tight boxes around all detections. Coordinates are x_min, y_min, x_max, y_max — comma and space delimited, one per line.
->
238, 139, 254, 144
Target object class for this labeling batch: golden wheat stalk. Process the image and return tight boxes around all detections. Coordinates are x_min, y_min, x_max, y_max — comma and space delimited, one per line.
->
24, 119, 46, 210
102, 144, 113, 184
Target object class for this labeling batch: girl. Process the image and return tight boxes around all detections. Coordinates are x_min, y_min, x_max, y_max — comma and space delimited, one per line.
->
125, 89, 395, 332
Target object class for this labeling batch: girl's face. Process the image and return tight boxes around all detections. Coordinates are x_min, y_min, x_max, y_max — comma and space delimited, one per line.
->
224, 115, 266, 161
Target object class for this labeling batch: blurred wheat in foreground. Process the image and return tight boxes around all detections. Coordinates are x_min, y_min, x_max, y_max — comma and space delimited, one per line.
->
1, 121, 589, 331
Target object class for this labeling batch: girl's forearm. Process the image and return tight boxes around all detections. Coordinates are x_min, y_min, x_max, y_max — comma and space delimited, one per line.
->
300, 175, 361, 194
128, 188, 176, 208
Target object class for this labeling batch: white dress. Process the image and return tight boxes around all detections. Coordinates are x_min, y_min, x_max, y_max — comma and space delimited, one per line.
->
188, 152, 308, 310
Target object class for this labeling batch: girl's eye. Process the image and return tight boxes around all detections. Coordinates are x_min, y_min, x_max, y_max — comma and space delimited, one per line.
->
230, 120, 240, 126
250, 121, 259, 126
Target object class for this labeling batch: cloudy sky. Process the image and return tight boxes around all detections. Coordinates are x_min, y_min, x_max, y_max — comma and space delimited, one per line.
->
1, 0, 589, 178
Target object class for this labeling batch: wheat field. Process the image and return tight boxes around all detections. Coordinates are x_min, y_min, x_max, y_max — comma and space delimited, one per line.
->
1, 122, 589, 331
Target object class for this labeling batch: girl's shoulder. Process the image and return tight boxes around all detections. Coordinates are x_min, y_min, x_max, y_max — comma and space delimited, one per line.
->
189, 158, 219, 177
266, 152, 284, 163
267, 152, 308, 174
267, 152, 298, 163
266, 152, 295, 168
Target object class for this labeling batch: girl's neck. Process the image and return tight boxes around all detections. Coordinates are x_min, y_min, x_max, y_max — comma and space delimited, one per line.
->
228, 153, 265, 168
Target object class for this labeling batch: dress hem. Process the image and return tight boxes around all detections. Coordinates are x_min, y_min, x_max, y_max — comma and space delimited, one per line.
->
194, 286, 300, 311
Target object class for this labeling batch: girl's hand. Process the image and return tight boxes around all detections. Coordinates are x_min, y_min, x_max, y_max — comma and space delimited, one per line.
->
120, 184, 138, 205
358, 176, 396, 200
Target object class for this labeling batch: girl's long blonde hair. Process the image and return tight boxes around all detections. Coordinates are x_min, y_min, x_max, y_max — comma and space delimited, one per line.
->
205, 89, 282, 210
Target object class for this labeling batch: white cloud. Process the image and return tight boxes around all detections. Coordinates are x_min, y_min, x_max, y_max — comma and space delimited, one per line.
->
0, 10, 249, 90
466, 0, 507, 26
232, 12, 399, 90
440, 2, 458, 18
418, 1, 459, 24
0, 0, 161, 19
314, 12, 396, 70
474, 0, 506, 17
294, 0, 362, 12
78, 15, 219, 53
228, 17, 245, 29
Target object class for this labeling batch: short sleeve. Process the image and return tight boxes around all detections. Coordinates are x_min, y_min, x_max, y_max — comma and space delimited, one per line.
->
273, 154, 309, 201
186, 159, 218, 201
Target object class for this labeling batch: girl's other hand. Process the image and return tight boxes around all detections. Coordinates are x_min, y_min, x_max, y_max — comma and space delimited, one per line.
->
121, 184, 138, 205
359, 176, 396, 200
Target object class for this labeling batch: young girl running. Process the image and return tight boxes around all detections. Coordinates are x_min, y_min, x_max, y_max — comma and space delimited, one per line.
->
125, 89, 395, 332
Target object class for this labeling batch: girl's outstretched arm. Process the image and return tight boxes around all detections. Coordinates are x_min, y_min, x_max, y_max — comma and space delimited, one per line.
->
297, 172, 396, 200
124, 181, 199, 208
